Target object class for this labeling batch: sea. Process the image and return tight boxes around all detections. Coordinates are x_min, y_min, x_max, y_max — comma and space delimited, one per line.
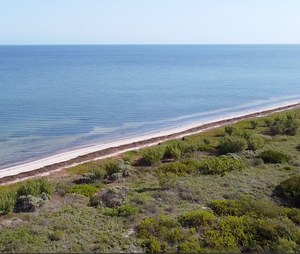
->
1, 45, 300, 169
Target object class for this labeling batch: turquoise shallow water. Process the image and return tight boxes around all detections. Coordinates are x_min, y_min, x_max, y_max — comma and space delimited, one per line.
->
0, 45, 300, 168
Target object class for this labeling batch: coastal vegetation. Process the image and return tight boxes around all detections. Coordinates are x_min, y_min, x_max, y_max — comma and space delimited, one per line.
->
1, 108, 300, 252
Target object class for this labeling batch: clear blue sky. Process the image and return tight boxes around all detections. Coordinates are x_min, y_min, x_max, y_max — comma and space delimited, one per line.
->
1, 0, 299, 45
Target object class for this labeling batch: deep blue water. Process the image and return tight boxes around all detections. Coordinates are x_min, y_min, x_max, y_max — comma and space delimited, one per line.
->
1, 45, 300, 168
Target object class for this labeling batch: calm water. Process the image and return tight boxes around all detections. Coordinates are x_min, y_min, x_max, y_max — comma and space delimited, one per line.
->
1, 45, 300, 168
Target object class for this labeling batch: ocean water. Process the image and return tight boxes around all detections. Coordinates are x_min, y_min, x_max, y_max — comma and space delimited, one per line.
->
1, 45, 300, 168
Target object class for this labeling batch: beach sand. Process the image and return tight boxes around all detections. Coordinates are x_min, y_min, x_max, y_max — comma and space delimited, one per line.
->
1, 101, 300, 185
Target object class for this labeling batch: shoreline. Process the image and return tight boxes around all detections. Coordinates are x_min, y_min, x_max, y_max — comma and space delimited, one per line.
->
1, 101, 300, 185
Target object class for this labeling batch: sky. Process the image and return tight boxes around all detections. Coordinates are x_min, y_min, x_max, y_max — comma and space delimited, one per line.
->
0, 0, 299, 45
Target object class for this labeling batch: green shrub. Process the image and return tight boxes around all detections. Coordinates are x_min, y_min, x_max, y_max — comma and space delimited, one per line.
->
179, 211, 216, 228
198, 156, 246, 175
217, 215, 260, 247
203, 138, 210, 145
178, 238, 203, 253
275, 175, 300, 207
117, 204, 138, 217
122, 150, 138, 163
142, 146, 165, 165
65, 184, 99, 198
225, 126, 236, 136
49, 230, 64, 241
105, 159, 135, 180
269, 115, 299, 136
16, 178, 55, 198
285, 208, 300, 224
272, 237, 298, 253
164, 145, 182, 159
246, 135, 265, 151
239, 197, 284, 218
264, 118, 272, 127
141, 237, 164, 253
138, 216, 178, 239
250, 120, 259, 129
90, 168, 107, 180
260, 150, 292, 164
0, 191, 17, 215
105, 160, 120, 175
157, 162, 193, 176
180, 158, 202, 170
209, 200, 242, 216
218, 136, 248, 154
197, 144, 215, 152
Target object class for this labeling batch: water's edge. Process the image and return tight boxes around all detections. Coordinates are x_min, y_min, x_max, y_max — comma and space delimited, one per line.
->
1, 101, 299, 184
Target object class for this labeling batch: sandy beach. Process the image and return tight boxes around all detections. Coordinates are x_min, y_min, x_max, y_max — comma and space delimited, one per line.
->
1, 101, 300, 185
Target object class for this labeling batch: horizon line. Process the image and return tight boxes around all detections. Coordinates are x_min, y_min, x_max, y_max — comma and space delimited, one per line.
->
0, 43, 300, 46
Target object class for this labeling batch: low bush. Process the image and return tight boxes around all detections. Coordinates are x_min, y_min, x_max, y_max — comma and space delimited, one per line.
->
246, 135, 265, 151
117, 204, 138, 217
141, 146, 165, 165
209, 200, 242, 216
49, 230, 64, 241
104, 204, 138, 217
138, 215, 178, 239
98, 187, 127, 208
239, 197, 284, 218
157, 162, 194, 176
218, 136, 248, 154
14, 194, 50, 213
164, 144, 182, 159
197, 144, 215, 152
225, 126, 236, 136
65, 184, 99, 198
178, 211, 216, 228
260, 150, 292, 164
285, 208, 300, 224
105, 159, 135, 180
275, 175, 300, 207
0, 191, 17, 215
269, 115, 299, 136
250, 120, 259, 129
198, 156, 246, 175
180, 158, 202, 170
16, 178, 55, 198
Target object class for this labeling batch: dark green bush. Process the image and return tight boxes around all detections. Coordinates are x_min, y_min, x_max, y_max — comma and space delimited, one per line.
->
141, 146, 165, 165
178, 211, 216, 228
250, 120, 259, 129
269, 115, 299, 136
260, 150, 292, 164
275, 175, 300, 207
198, 156, 246, 175
209, 200, 242, 216
65, 184, 99, 198
218, 136, 248, 154
157, 162, 194, 176
225, 126, 236, 136
203, 138, 210, 145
